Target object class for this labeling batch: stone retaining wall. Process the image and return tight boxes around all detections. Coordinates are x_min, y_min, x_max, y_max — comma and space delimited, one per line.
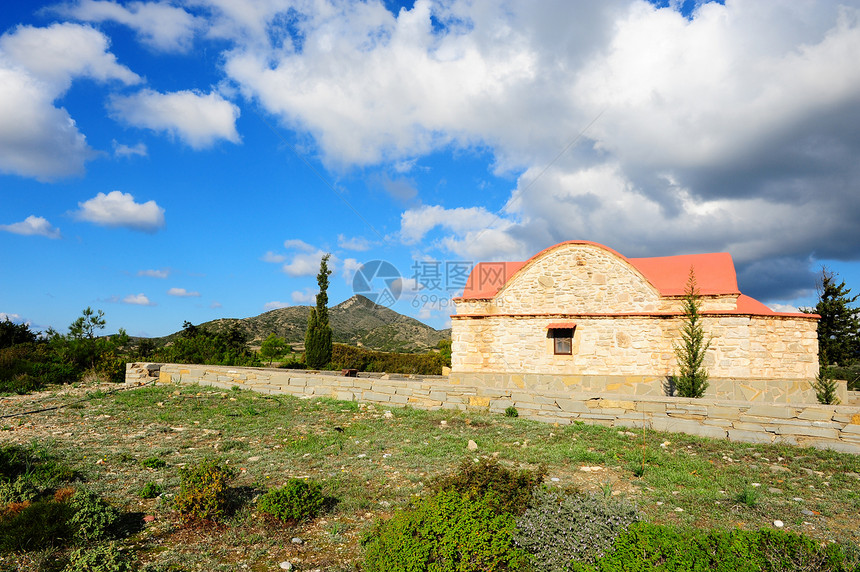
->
128, 363, 860, 454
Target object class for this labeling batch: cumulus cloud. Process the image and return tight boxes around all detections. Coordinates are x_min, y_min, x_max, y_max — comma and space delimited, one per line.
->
122, 293, 155, 305
261, 251, 287, 263
51, 0, 200, 52
290, 289, 316, 304
266, 239, 335, 277
0, 216, 61, 239
337, 234, 374, 252
263, 300, 291, 310
138, 268, 169, 278
399, 204, 503, 246
168, 287, 200, 297
113, 141, 147, 158
341, 257, 363, 281
108, 89, 241, 149
75, 190, 165, 232
0, 23, 140, 179
0, 313, 25, 323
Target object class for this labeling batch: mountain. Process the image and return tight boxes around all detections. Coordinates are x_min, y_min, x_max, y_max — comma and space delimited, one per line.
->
173, 295, 451, 353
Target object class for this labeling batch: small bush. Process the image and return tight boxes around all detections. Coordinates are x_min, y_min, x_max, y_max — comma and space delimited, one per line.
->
174, 458, 236, 523
573, 522, 852, 572
141, 457, 167, 469
69, 490, 120, 542
362, 489, 529, 572
140, 482, 163, 499
430, 457, 545, 516
0, 474, 40, 506
257, 479, 325, 523
0, 499, 75, 553
64, 541, 136, 572
515, 490, 640, 569
505, 406, 519, 418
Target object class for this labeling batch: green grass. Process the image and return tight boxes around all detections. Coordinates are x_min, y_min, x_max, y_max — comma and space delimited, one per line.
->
0, 381, 858, 570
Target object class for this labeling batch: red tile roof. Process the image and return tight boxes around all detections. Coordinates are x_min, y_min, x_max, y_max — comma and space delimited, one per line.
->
455, 241, 809, 318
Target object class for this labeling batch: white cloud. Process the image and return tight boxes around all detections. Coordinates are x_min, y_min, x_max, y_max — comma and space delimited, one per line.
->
210, 301, 223, 309
168, 287, 200, 297
263, 300, 291, 310
768, 303, 800, 314
113, 140, 147, 158
108, 89, 241, 149
341, 257, 363, 281
283, 238, 317, 252
0, 23, 140, 180
0, 313, 25, 323
0, 215, 61, 239
337, 234, 374, 252
282, 250, 329, 277
122, 293, 155, 305
291, 289, 316, 304
138, 268, 169, 278
261, 251, 287, 263
75, 190, 165, 232
0, 22, 141, 91
399, 204, 502, 246
51, 0, 200, 52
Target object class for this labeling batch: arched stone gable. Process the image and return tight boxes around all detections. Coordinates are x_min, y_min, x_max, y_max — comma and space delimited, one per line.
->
492, 242, 662, 314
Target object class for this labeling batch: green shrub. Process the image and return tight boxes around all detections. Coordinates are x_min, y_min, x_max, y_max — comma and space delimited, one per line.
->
573, 522, 852, 572
515, 490, 640, 569
330, 343, 447, 375
141, 457, 166, 469
0, 474, 40, 505
257, 479, 325, 523
505, 406, 519, 418
174, 458, 237, 522
140, 482, 163, 499
64, 541, 136, 572
430, 458, 545, 516
362, 489, 529, 572
0, 443, 76, 492
0, 499, 75, 553
69, 490, 120, 542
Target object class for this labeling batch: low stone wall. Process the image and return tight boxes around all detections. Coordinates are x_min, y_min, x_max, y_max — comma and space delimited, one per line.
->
126, 363, 860, 454
448, 371, 848, 404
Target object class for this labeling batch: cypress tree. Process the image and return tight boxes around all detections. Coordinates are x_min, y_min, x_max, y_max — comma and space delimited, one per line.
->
801, 268, 859, 367
305, 254, 333, 369
673, 268, 711, 398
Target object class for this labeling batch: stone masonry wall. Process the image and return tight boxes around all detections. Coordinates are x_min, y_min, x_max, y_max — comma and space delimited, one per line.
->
127, 363, 860, 454
451, 241, 819, 385
451, 314, 818, 382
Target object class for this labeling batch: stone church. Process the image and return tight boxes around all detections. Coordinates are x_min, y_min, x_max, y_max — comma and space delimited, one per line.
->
450, 241, 820, 403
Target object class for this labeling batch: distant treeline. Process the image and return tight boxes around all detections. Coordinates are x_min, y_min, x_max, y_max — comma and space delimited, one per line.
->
327, 342, 451, 376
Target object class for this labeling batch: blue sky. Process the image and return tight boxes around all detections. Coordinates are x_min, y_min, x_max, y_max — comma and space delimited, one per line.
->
2, 0, 860, 337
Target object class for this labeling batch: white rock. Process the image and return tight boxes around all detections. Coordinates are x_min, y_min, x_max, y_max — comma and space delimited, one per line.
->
279, 563, 293, 571
773, 520, 784, 528
467, 440, 478, 451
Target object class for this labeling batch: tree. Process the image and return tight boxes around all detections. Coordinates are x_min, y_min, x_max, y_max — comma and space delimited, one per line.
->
0, 318, 37, 349
68, 307, 106, 369
260, 333, 291, 365
673, 268, 711, 398
801, 268, 859, 367
305, 254, 333, 369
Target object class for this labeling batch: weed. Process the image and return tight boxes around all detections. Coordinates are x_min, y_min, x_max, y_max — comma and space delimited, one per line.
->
505, 406, 519, 418
735, 486, 759, 508
140, 482, 163, 499
0, 499, 75, 553
141, 457, 166, 470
